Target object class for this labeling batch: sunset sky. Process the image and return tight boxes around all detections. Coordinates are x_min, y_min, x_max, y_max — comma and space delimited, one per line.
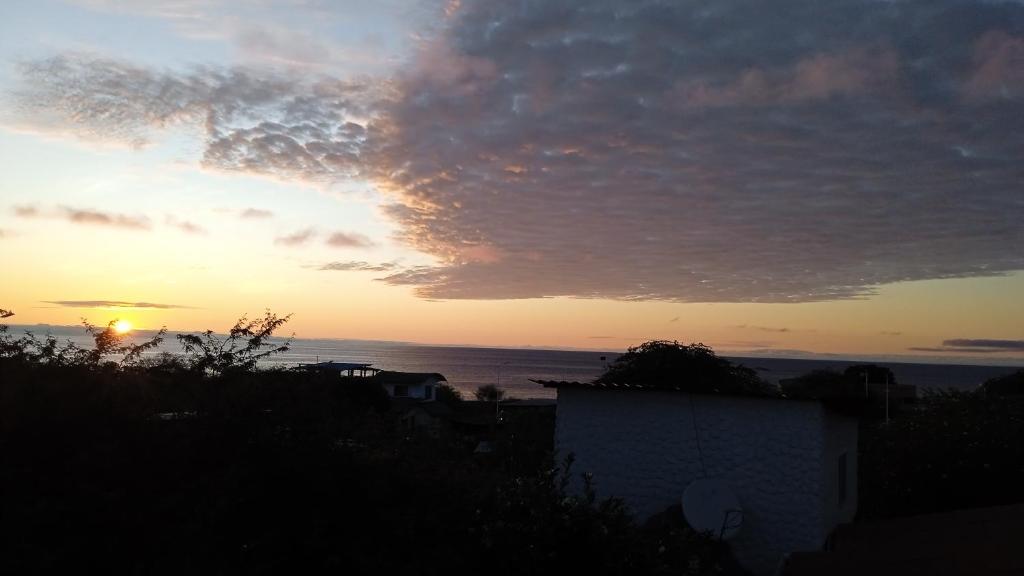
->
0, 0, 1022, 361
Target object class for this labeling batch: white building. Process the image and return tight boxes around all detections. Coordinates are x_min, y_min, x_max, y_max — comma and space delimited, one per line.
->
299, 363, 447, 402
541, 381, 859, 576
375, 371, 447, 401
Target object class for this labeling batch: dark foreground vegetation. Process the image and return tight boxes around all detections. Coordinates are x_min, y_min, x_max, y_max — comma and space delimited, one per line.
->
3, 314, 1021, 574
859, 385, 1024, 518
0, 311, 724, 575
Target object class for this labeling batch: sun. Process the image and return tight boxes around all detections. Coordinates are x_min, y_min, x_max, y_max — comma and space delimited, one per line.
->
113, 320, 133, 335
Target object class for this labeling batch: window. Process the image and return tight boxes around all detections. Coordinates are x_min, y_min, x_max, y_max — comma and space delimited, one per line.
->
838, 452, 847, 508
424, 385, 433, 400
393, 385, 409, 397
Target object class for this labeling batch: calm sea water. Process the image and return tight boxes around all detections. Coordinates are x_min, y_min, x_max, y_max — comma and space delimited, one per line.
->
10, 325, 1022, 399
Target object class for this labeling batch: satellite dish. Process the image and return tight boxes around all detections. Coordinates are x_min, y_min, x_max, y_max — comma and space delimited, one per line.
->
682, 479, 744, 540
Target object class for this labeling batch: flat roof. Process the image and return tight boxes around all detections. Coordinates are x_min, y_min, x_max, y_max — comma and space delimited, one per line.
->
534, 379, 872, 415
299, 361, 375, 371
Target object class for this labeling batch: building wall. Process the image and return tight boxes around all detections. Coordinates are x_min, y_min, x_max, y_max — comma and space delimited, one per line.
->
554, 388, 843, 576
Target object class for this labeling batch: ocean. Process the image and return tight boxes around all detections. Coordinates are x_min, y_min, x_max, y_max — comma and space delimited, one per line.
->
7, 325, 1022, 399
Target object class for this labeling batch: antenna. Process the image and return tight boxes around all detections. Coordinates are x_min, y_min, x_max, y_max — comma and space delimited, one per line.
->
682, 479, 743, 540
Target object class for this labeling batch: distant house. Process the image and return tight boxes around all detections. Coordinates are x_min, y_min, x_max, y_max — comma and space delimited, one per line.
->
298, 361, 379, 378
373, 371, 447, 401
538, 379, 861, 576
297, 362, 447, 402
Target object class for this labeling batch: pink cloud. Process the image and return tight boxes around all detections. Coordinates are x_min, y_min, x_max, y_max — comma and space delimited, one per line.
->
275, 228, 316, 246
13, 205, 39, 217
673, 45, 900, 108
406, 38, 498, 97
963, 31, 1024, 102
325, 231, 373, 248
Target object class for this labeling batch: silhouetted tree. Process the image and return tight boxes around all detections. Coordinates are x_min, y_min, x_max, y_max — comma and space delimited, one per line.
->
436, 382, 464, 405
982, 369, 1024, 397
843, 364, 897, 385
781, 369, 863, 398
0, 308, 17, 358
177, 310, 293, 375
597, 340, 775, 395
0, 309, 164, 367
475, 383, 506, 402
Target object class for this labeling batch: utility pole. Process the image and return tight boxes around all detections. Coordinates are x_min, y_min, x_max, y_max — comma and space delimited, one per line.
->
495, 361, 509, 422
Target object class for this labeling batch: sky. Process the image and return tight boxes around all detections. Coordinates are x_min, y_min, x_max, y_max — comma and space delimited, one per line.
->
0, 0, 1022, 362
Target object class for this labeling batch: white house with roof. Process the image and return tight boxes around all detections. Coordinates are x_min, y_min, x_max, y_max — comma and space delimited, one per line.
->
539, 380, 860, 576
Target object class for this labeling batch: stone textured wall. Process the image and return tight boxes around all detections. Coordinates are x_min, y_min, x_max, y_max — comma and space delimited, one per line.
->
554, 388, 851, 576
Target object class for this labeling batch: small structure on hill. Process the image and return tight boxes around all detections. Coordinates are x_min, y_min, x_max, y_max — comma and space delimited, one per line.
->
298, 361, 379, 378
535, 341, 866, 576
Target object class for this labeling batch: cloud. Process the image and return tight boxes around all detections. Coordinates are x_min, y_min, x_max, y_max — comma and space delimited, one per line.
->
240, 208, 274, 219
315, 261, 398, 272
909, 347, 1010, 354
672, 45, 901, 109
166, 216, 206, 234
367, 0, 1024, 302
66, 0, 428, 75
963, 30, 1024, 102
735, 325, 792, 333
943, 339, 1024, 351
910, 339, 1024, 354
43, 300, 193, 309
16, 204, 201, 232
275, 228, 317, 246
880, 331, 903, 336
11, 55, 378, 181
60, 207, 148, 229
10, 0, 1024, 303
326, 231, 374, 248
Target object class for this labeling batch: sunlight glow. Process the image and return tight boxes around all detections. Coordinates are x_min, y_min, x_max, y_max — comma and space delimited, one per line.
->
113, 320, 132, 334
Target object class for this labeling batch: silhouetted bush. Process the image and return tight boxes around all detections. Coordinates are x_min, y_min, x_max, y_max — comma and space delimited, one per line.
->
435, 382, 464, 405
597, 340, 775, 396
859, 388, 1024, 518
981, 368, 1024, 398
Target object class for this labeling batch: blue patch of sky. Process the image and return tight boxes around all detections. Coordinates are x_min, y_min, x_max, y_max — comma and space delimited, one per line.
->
0, 0, 233, 72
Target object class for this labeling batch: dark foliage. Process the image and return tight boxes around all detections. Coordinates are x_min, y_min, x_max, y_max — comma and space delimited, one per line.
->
859, 388, 1024, 518
981, 368, 1024, 397
176, 310, 293, 375
843, 364, 897, 385
0, 309, 722, 575
0, 311, 166, 368
779, 369, 875, 416
597, 340, 776, 396
474, 383, 506, 402
435, 382, 464, 405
